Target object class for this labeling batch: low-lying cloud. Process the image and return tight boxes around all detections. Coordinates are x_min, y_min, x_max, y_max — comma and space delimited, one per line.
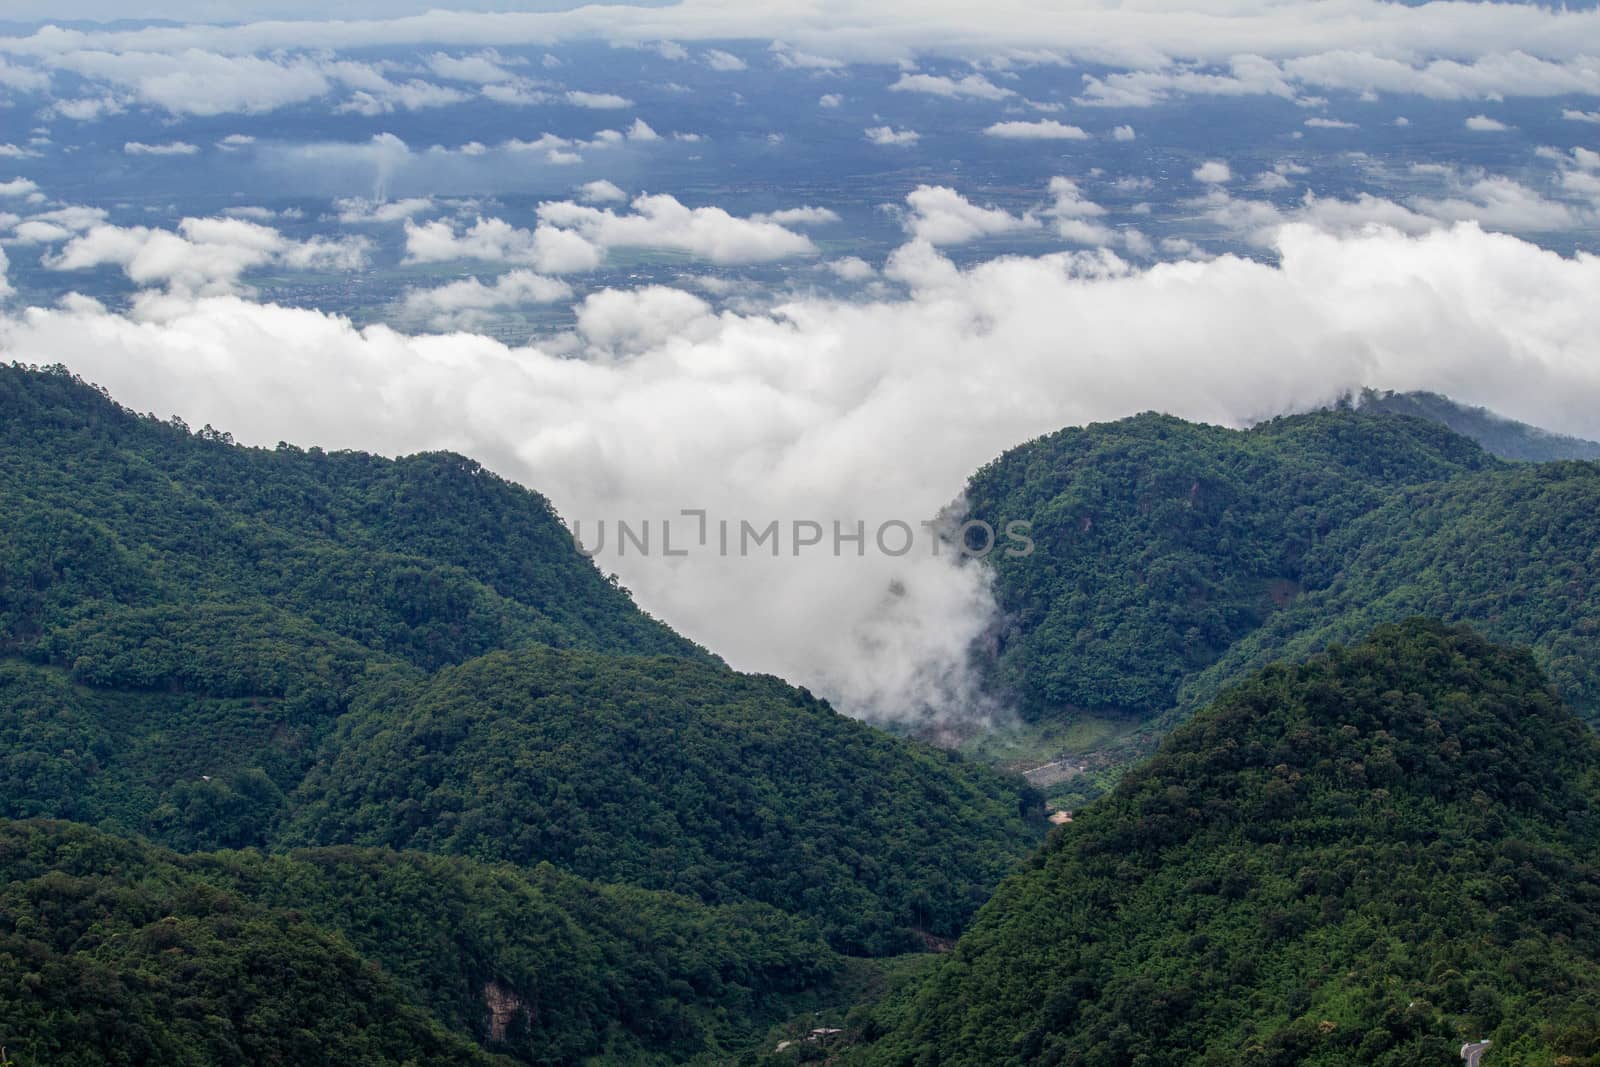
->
5, 217, 1600, 726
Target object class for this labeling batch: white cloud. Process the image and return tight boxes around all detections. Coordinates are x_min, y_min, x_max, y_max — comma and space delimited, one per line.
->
770, 42, 845, 70
890, 72, 1015, 100
404, 217, 603, 273
578, 179, 628, 204
401, 269, 573, 331
216, 133, 256, 150
1465, 114, 1510, 131
538, 194, 818, 264
750, 206, 841, 226
902, 185, 1039, 246
0, 144, 43, 159
0, 178, 40, 198
46, 216, 368, 296
481, 80, 553, 107
1564, 109, 1600, 123
864, 125, 919, 146
1304, 116, 1358, 129
1111, 124, 1136, 141
983, 119, 1089, 140
819, 93, 843, 108
566, 89, 633, 109
12, 221, 1600, 723
0, 245, 11, 300
426, 50, 518, 84
124, 140, 199, 156
826, 256, 876, 280
702, 49, 747, 72
626, 118, 660, 142
1194, 160, 1232, 183
335, 196, 435, 224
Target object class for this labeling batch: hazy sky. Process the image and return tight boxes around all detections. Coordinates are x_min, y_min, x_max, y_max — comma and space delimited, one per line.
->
1, 0, 653, 24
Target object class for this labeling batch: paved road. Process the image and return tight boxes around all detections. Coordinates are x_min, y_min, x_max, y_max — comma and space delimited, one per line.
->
1461, 1040, 1490, 1066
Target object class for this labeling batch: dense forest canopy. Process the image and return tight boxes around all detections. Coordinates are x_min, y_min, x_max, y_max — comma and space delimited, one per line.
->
854, 620, 1600, 1066
0, 363, 1045, 1063
965, 406, 1600, 736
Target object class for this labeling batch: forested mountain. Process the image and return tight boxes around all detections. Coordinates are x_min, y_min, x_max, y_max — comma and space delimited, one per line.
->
283, 646, 1038, 954
1352, 389, 1600, 463
0, 363, 1044, 1062
0, 820, 839, 1065
964, 408, 1600, 736
854, 621, 1600, 1066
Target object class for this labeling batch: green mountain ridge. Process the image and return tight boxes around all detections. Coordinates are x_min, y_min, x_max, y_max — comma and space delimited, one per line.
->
0, 819, 840, 1065
854, 620, 1600, 1065
0, 363, 1044, 1062
1349, 389, 1600, 463
965, 406, 1600, 755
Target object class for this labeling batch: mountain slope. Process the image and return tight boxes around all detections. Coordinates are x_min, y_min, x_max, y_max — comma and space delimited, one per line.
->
856, 621, 1600, 1066
0, 819, 840, 1065
282, 645, 1043, 954
0, 363, 1044, 960
965, 408, 1600, 741
964, 408, 1496, 722
1353, 389, 1600, 463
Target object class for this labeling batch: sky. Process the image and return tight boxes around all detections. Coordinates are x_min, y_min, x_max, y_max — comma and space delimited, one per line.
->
3, 0, 1599, 724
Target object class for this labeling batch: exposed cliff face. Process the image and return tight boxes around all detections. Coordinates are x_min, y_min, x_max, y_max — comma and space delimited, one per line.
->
483, 980, 530, 1044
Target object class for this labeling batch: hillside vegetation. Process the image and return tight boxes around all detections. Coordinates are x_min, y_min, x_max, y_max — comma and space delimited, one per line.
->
0, 820, 839, 1065
0, 364, 1044, 1061
964, 408, 1600, 737
855, 621, 1600, 1066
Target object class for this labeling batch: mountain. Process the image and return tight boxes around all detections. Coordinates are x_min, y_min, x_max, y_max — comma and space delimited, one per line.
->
1352, 389, 1600, 463
282, 645, 1040, 954
0, 361, 1045, 1056
0, 819, 840, 1065
853, 620, 1600, 1066
963, 408, 1600, 743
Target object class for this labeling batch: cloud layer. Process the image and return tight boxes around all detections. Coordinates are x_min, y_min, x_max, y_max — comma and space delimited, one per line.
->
5, 218, 1599, 725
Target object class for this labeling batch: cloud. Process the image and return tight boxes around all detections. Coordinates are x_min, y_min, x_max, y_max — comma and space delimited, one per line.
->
426, 50, 518, 84
1194, 160, 1233, 183
124, 140, 200, 155
983, 119, 1089, 140
0, 245, 11, 300
335, 196, 435, 224
864, 125, 919, 146
1565, 109, 1600, 123
1304, 116, 1357, 129
0, 143, 43, 159
702, 49, 747, 72
1465, 114, 1510, 131
538, 194, 818, 264
889, 72, 1015, 100
404, 216, 603, 273
401, 269, 573, 331
770, 42, 845, 70
566, 89, 633, 109
0, 178, 40, 197
216, 133, 256, 150
626, 118, 660, 142
902, 185, 1039, 246
12, 221, 1600, 724
1112, 124, 1136, 141
750, 206, 841, 226
46, 216, 368, 296
819, 92, 842, 108
826, 256, 876, 280
578, 179, 628, 204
